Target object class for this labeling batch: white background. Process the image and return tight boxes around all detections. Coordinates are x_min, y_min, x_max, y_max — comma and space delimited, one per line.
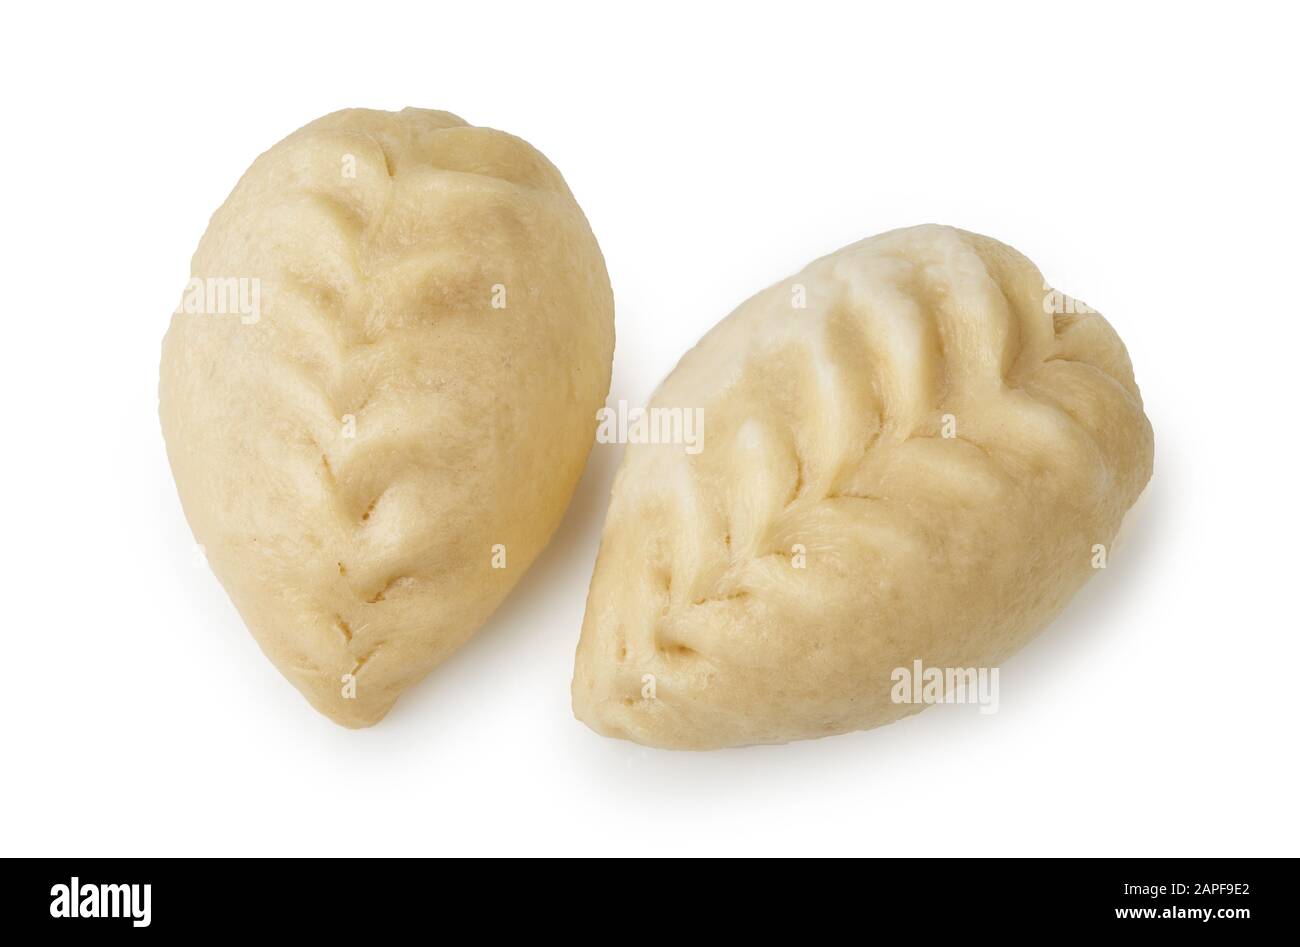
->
3, 1, 1297, 857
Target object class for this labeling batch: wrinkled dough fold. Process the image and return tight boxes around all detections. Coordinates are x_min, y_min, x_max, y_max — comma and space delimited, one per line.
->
572, 224, 1152, 749
162, 108, 614, 726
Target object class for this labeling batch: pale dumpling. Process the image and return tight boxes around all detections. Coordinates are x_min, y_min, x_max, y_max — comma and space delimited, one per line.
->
572, 224, 1152, 749
161, 108, 614, 727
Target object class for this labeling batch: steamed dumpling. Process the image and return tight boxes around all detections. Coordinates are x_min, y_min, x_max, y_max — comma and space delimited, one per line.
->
161, 108, 614, 727
572, 224, 1152, 749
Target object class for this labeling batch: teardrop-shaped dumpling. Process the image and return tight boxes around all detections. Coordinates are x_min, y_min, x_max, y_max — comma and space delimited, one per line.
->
161, 108, 614, 727
572, 224, 1151, 749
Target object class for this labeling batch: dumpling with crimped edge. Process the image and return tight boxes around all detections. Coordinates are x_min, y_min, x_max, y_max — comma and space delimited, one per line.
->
161, 108, 614, 727
572, 224, 1152, 749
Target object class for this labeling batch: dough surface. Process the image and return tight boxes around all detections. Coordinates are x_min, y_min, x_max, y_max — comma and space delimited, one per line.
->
161, 108, 614, 727
572, 225, 1152, 749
